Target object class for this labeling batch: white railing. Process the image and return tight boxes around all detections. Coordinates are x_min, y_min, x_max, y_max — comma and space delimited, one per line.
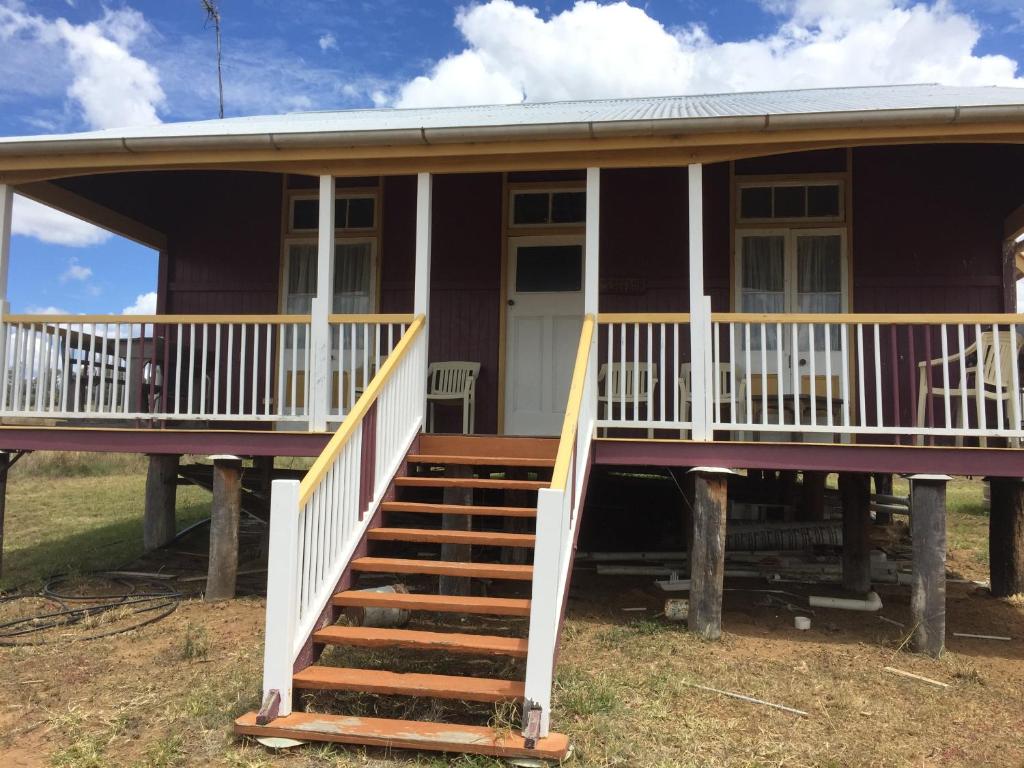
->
261, 315, 426, 717
594, 314, 693, 434
0, 313, 411, 429
710, 313, 1024, 444
523, 314, 597, 738
328, 315, 410, 423
594, 311, 1024, 445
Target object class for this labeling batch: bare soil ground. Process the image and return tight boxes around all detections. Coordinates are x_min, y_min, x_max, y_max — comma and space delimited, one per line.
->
1, 460, 1022, 767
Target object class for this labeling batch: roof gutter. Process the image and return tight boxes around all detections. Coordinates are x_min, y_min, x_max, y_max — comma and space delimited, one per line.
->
1, 103, 1023, 159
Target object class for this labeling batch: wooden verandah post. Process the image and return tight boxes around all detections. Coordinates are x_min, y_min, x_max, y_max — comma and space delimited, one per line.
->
206, 455, 242, 601
988, 477, 1024, 597
910, 474, 949, 657
688, 467, 731, 640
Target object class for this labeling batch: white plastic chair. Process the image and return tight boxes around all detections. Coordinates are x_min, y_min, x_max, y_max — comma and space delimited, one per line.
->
426, 361, 480, 434
597, 362, 658, 436
678, 362, 745, 438
916, 330, 1023, 446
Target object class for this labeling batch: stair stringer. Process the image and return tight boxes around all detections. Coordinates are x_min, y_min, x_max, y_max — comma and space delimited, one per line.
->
291, 431, 423, 676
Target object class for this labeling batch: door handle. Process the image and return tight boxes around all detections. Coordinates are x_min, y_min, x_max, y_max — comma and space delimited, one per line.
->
507, 299, 515, 307
799, 358, 807, 366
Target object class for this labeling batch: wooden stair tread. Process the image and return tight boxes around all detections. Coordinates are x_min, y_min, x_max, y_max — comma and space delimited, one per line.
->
367, 527, 535, 547
382, 501, 537, 518
293, 666, 524, 702
332, 590, 531, 616
396, 477, 546, 491
312, 626, 528, 657
418, 434, 558, 462
408, 453, 555, 468
235, 711, 570, 760
351, 557, 533, 581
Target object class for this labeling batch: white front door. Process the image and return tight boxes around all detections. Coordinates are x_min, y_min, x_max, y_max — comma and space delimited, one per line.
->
504, 236, 585, 436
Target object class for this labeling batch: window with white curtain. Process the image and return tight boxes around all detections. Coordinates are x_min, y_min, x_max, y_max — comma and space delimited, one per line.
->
285, 240, 375, 314
736, 229, 846, 353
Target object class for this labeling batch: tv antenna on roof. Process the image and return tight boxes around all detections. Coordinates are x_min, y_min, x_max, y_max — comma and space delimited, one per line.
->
201, 0, 225, 118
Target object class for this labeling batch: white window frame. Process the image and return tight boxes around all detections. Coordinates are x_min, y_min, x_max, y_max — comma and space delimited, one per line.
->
508, 187, 586, 228
287, 191, 379, 234
736, 180, 845, 225
733, 227, 849, 317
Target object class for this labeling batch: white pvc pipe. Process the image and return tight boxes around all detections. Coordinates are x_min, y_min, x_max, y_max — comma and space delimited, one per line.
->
809, 591, 883, 612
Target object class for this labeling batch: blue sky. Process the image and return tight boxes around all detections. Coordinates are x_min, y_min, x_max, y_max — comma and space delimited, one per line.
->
1, 0, 1023, 315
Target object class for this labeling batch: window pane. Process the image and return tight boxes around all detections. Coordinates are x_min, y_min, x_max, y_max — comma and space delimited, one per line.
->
333, 198, 349, 228
774, 186, 805, 218
807, 184, 840, 218
551, 191, 586, 223
292, 199, 318, 230
513, 193, 550, 225
333, 243, 373, 313
347, 197, 375, 228
515, 245, 582, 292
797, 235, 842, 293
740, 236, 785, 351
739, 187, 772, 219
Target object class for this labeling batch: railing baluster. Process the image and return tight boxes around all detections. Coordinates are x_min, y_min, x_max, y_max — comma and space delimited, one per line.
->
187, 323, 196, 416
239, 324, 247, 417
252, 324, 260, 415
711, 322, 720, 426
1012, 323, 1022, 436
673, 323, 680, 426
907, 326, 917, 442
85, 322, 97, 413
213, 325, 222, 415
840, 323, 850, 428
857, 323, 866, 428
265, 323, 272, 417
201, 323, 209, 415
290, 324, 297, 417
975, 324, 986, 434
660, 323, 667, 425
618, 322, 625, 424
791, 323, 800, 428
957, 324, 968, 435
940, 324, 951, 430
992, 324, 1004, 434
632, 322, 639, 425
174, 323, 183, 416
775, 322, 784, 426
923, 326, 933, 444
824, 323, 833, 429
808, 323, 817, 427
728, 323, 736, 426
888, 325, 899, 437
743, 323, 752, 426
873, 324, 882, 428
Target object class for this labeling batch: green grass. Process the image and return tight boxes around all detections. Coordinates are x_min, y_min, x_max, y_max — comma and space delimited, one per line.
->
0, 453, 211, 591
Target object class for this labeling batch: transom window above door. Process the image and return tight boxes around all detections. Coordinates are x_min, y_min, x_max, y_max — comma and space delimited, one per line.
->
510, 189, 586, 226
289, 194, 376, 233
737, 181, 843, 223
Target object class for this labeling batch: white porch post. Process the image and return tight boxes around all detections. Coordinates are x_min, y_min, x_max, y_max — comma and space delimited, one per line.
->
585, 167, 600, 421
310, 175, 335, 432
0, 186, 12, 394
688, 164, 711, 441
414, 172, 432, 430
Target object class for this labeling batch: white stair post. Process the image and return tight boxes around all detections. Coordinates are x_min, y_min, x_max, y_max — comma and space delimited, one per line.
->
261, 478, 301, 718
687, 164, 711, 441
584, 168, 600, 422
310, 175, 335, 432
414, 172, 432, 430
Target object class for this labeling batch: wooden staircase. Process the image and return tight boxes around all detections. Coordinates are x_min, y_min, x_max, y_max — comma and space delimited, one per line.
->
236, 434, 571, 760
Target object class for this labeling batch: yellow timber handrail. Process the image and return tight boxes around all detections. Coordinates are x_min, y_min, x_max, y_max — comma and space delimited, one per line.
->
597, 311, 1024, 326
298, 314, 425, 506
549, 314, 595, 492
597, 312, 690, 324
714, 312, 1024, 325
5, 313, 314, 325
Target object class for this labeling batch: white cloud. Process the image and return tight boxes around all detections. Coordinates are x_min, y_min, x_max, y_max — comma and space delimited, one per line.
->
122, 291, 157, 315
11, 195, 111, 247
59, 256, 92, 282
24, 305, 70, 315
319, 32, 337, 52
388, 0, 1024, 108
0, 5, 164, 130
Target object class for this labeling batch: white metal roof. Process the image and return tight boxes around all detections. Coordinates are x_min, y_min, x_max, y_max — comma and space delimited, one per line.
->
2, 83, 1024, 155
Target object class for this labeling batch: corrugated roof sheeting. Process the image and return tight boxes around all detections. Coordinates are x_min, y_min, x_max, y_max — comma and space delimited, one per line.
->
2, 84, 1024, 155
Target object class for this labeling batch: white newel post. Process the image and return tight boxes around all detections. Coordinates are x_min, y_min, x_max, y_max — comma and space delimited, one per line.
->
261, 478, 301, 718
310, 175, 336, 431
688, 164, 710, 441
523, 486, 563, 737
414, 172, 432, 429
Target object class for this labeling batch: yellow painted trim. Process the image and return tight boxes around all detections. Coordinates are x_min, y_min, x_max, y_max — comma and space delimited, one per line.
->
597, 312, 691, 323
6, 313, 313, 324
298, 315, 425, 506
712, 311, 1024, 324
550, 314, 595, 491
328, 313, 416, 323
